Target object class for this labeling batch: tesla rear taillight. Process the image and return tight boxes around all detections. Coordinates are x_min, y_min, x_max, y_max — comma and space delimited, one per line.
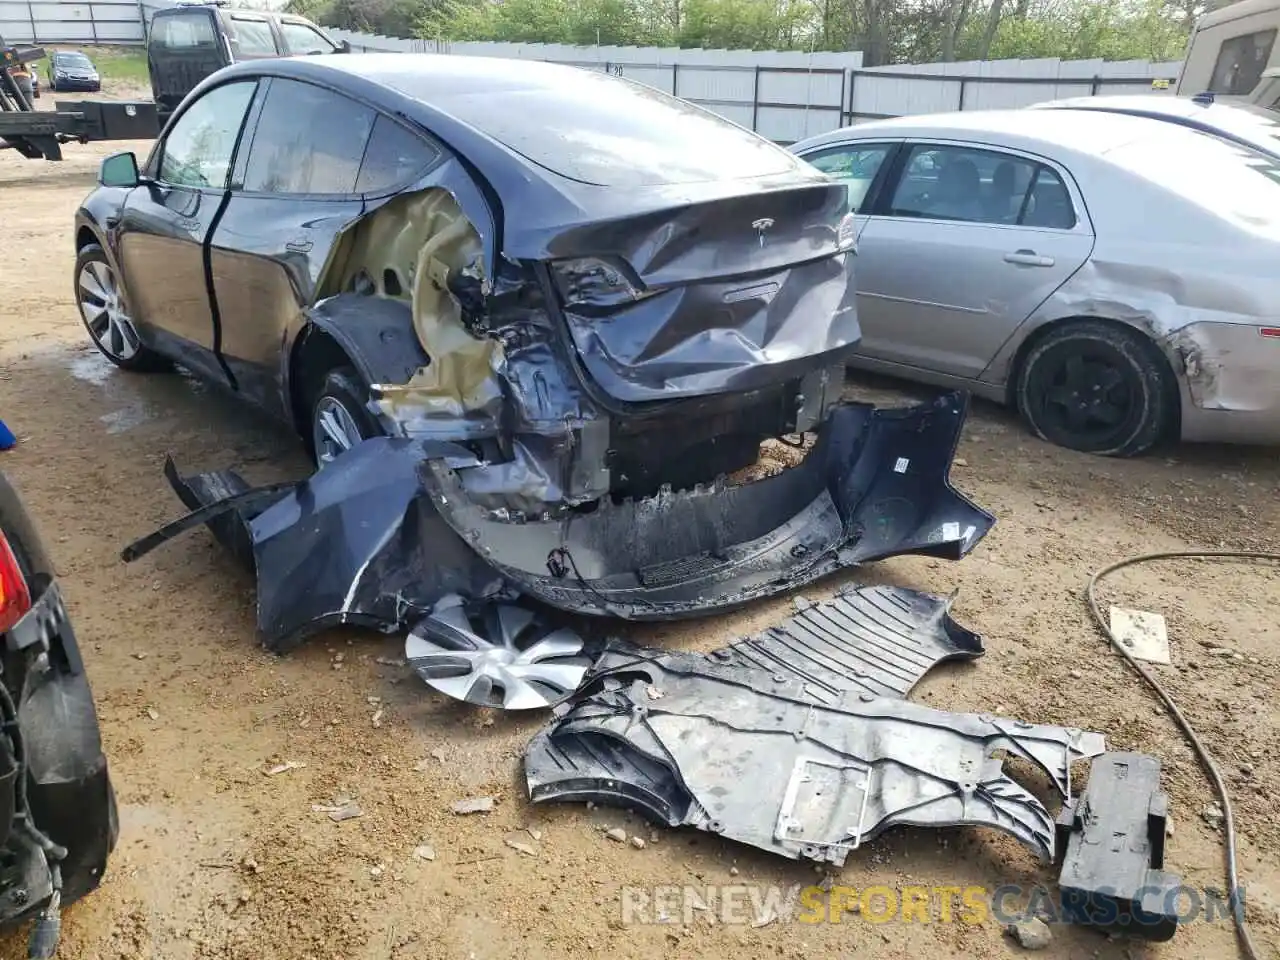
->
0, 530, 31, 634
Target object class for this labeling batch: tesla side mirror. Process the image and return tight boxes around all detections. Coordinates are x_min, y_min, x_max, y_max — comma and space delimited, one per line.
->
99, 151, 140, 188
339, 39, 351, 53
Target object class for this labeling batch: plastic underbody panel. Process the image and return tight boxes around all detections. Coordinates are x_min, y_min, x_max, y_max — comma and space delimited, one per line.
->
525, 584, 1107, 866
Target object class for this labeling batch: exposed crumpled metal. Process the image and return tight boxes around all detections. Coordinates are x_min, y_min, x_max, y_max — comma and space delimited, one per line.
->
525, 584, 1107, 865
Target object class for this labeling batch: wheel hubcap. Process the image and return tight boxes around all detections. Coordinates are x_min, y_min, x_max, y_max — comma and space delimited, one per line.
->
313, 396, 364, 467
405, 598, 592, 710
77, 260, 141, 360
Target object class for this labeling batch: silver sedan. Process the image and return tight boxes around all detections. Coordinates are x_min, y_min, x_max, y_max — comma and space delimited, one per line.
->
791, 109, 1280, 456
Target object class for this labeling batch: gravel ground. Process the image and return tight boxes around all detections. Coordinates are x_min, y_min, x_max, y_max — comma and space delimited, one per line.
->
1, 118, 1278, 960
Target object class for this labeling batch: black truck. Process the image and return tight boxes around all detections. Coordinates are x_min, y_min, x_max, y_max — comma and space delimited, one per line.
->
1, 2, 346, 162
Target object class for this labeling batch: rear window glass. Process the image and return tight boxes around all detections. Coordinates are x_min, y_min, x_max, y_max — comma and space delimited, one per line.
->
1209, 29, 1277, 96
151, 11, 218, 49
383, 67, 797, 187
1106, 129, 1280, 232
1199, 103, 1280, 156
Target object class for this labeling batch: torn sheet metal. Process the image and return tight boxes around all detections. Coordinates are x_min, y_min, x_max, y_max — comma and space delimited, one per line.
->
123, 390, 993, 652
525, 583, 1106, 864
1108, 606, 1171, 665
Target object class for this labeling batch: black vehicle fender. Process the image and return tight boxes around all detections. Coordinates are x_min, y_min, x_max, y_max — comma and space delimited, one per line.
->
283, 295, 429, 435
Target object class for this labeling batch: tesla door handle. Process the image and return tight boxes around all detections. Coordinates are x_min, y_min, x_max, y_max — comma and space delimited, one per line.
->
286, 237, 313, 253
1004, 249, 1055, 267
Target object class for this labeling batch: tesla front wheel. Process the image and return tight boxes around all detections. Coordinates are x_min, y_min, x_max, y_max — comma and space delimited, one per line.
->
74, 244, 169, 373
1016, 320, 1174, 458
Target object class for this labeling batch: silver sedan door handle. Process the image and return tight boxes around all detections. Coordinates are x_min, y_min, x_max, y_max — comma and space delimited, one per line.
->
1004, 249, 1055, 267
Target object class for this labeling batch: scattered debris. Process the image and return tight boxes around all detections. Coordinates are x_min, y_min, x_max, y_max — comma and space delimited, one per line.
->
1005, 917, 1052, 950
263, 760, 305, 776
371, 708, 384, 728
527, 827, 542, 841
375, 656, 406, 667
605, 827, 627, 843
313, 799, 363, 822
145, 707, 160, 721
1108, 607, 1171, 664
629, 836, 645, 849
370, 865, 384, 877
1202, 802, 1224, 830
505, 835, 538, 857
413, 844, 437, 862
529, 587, 1103, 865
451, 796, 495, 815
1056, 753, 1180, 941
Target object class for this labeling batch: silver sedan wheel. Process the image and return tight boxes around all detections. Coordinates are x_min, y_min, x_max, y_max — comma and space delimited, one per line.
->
313, 396, 364, 467
77, 260, 141, 361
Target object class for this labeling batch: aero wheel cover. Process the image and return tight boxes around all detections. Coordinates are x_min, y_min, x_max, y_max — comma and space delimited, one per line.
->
405, 597, 592, 710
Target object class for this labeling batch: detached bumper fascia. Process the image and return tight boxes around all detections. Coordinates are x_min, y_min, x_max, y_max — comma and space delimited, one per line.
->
422, 389, 994, 619
129, 389, 992, 650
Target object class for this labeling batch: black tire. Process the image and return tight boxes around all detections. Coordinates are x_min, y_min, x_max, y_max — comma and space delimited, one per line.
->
20, 665, 119, 907
73, 244, 170, 373
309, 366, 384, 469
1015, 320, 1175, 457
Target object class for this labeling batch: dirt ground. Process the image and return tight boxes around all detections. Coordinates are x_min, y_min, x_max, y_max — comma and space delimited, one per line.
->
2, 110, 1280, 960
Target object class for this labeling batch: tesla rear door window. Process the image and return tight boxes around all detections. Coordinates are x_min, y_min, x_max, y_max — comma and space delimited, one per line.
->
242, 79, 375, 195
355, 116, 440, 194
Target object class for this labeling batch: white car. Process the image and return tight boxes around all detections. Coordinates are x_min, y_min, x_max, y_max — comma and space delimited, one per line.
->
1031, 94, 1280, 161
791, 109, 1280, 456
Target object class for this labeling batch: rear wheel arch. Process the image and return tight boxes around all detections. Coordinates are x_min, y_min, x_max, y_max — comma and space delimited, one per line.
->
1008, 315, 1182, 456
287, 325, 356, 440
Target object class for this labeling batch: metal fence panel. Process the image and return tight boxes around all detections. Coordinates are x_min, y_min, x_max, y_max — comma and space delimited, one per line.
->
0, 0, 154, 43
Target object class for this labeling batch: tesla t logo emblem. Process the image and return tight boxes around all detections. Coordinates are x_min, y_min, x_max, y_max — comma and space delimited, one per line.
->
752, 218, 775, 248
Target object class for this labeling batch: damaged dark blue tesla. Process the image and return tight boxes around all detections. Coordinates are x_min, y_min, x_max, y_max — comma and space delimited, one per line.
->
100, 53, 994, 650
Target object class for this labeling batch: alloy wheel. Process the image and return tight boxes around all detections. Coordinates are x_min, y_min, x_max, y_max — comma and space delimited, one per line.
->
77, 260, 141, 361
312, 396, 365, 467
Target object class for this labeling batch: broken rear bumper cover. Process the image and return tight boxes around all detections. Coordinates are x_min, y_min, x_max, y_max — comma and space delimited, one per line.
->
122, 389, 993, 651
